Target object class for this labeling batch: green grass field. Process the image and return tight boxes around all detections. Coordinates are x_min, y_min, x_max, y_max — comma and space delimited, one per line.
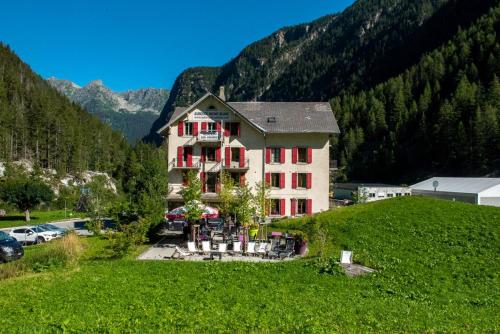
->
0, 197, 498, 332
0, 210, 84, 229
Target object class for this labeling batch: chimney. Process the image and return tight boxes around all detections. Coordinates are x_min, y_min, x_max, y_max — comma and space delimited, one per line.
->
218, 86, 226, 101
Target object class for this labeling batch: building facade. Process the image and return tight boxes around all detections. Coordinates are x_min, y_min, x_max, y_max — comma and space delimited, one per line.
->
157, 92, 340, 217
335, 183, 411, 203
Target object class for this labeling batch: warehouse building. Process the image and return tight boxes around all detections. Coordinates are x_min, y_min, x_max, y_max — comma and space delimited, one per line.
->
410, 177, 500, 207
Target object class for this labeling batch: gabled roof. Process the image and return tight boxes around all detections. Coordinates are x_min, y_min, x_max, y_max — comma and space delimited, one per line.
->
157, 93, 340, 135
410, 177, 500, 194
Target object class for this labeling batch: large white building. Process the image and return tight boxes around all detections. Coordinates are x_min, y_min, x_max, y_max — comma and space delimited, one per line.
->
411, 177, 500, 207
157, 90, 340, 217
335, 183, 411, 203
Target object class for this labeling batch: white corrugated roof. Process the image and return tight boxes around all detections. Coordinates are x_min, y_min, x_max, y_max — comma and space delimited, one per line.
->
410, 177, 500, 194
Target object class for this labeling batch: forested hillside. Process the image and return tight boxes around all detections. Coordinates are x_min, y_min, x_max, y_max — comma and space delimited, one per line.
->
146, 0, 499, 182
333, 6, 500, 181
0, 44, 129, 176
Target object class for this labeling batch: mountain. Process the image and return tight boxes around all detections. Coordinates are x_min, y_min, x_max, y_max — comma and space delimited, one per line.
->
0, 43, 129, 175
145, 0, 499, 182
48, 78, 169, 143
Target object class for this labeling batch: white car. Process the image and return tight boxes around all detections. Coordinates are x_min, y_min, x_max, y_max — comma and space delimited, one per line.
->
9, 226, 59, 245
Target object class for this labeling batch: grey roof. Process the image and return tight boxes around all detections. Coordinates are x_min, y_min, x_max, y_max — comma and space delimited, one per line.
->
335, 183, 404, 190
159, 94, 340, 134
410, 177, 500, 194
227, 102, 340, 134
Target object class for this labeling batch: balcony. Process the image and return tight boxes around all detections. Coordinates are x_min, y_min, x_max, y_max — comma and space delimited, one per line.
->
170, 158, 201, 169
222, 159, 250, 170
197, 131, 222, 143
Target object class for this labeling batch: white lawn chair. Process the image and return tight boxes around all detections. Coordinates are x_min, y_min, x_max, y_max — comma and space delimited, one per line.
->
246, 242, 256, 256
257, 242, 269, 257
187, 241, 197, 254
232, 241, 242, 255
218, 243, 227, 254
170, 246, 191, 259
202, 241, 211, 254
340, 250, 352, 264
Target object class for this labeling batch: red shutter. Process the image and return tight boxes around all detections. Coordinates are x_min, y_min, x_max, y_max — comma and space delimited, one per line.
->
201, 172, 206, 193
186, 147, 193, 167
239, 147, 245, 168
201, 147, 206, 162
216, 122, 221, 133
280, 172, 285, 189
177, 146, 183, 167
292, 173, 297, 189
178, 121, 184, 136
201, 122, 207, 132
225, 147, 231, 167
265, 173, 271, 186
280, 199, 286, 216
237, 123, 241, 137
280, 147, 285, 164
193, 122, 199, 136
224, 123, 231, 137
216, 182, 221, 193
292, 147, 297, 164
240, 173, 245, 187
216, 147, 221, 162
266, 148, 271, 164
291, 199, 296, 216
306, 199, 312, 215
306, 173, 312, 189
307, 147, 312, 164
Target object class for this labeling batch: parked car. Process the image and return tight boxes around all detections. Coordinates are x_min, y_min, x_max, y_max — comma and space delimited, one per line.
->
0, 231, 24, 262
39, 223, 67, 236
9, 226, 59, 245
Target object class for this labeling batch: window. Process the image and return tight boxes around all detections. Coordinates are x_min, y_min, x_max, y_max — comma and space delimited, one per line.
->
229, 122, 240, 136
404, 193, 411, 196
271, 173, 280, 188
297, 199, 307, 215
231, 147, 240, 162
13, 229, 26, 234
270, 199, 281, 216
205, 147, 216, 162
387, 193, 394, 198
396, 193, 402, 197
207, 122, 217, 132
184, 122, 193, 136
271, 148, 281, 163
183, 146, 192, 162
297, 147, 307, 163
297, 173, 307, 188
369, 193, 376, 198
230, 172, 244, 185
206, 173, 219, 193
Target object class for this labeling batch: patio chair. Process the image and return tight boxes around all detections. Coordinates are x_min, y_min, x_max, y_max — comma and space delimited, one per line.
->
279, 240, 295, 259
202, 240, 211, 254
170, 246, 191, 259
257, 242, 269, 258
218, 243, 227, 253
340, 250, 352, 265
187, 241, 197, 254
246, 242, 256, 256
232, 241, 242, 255
267, 240, 281, 259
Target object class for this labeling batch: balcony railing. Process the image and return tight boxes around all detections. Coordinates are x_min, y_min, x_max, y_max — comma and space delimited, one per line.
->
222, 159, 250, 170
197, 131, 221, 142
171, 158, 201, 169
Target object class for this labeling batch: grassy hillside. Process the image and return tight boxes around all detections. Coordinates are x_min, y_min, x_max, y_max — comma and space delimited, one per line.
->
0, 197, 498, 332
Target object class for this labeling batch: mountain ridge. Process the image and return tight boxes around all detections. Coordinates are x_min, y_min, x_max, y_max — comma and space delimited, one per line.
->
48, 77, 169, 143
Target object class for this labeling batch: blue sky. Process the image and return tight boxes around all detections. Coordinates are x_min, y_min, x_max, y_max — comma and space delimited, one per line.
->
0, 0, 354, 91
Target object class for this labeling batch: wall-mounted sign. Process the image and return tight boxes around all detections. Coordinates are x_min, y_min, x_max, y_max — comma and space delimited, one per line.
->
192, 110, 230, 121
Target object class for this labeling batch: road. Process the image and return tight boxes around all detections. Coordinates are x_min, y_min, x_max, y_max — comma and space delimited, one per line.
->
0, 218, 92, 235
